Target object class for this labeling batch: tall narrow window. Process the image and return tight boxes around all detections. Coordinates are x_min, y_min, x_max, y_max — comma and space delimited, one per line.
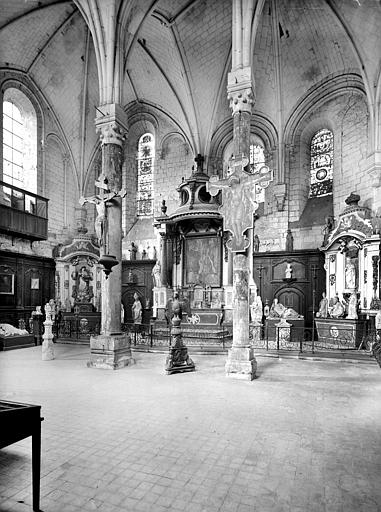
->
137, 133, 154, 216
309, 129, 333, 197
2, 88, 37, 194
249, 138, 266, 203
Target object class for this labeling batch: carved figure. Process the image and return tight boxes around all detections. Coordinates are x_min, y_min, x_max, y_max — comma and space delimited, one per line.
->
152, 261, 162, 287
345, 258, 356, 289
329, 296, 345, 318
322, 216, 334, 245
207, 161, 273, 251
269, 298, 302, 319
129, 242, 137, 260
77, 266, 93, 303
250, 290, 263, 323
347, 292, 358, 319
316, 292, 328, 318
285, 263, 292, 279
132, 292, 143, 324
253, 234, 260, 252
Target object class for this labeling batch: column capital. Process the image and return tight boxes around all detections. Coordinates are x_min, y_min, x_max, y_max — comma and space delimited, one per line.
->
227, 67, 255, 115
95, 103, 128, 146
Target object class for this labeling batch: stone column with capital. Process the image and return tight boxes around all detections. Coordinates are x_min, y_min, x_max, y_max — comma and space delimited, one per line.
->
218, 66, 266, 380
87, 103, 134, 370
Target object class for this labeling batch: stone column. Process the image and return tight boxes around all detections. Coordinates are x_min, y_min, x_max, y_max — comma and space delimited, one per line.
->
87, 103, 134, 370
160, 233, 169, 287
225, 66, 257, 380
225, 254, 257, 379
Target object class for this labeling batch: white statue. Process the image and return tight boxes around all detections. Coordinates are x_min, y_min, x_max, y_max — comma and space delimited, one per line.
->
152, 261, 162, 288
250, 290, 263, 323
345, 258, 356, 289
347, 292, 358, 319
285, 263, 292, 279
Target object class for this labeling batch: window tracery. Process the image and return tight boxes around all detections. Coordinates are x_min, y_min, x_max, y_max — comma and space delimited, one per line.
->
309, 128, 333, 197
137, 133, 154, 216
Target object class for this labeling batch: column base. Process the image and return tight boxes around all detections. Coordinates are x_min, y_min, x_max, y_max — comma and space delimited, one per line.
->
42, 338, 54, 361
87, 333, 135, 370
225, 346, 257, 381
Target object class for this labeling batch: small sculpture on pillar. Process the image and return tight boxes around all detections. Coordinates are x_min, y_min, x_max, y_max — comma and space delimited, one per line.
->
42, 300, 55, 361
165, 292, 195, 375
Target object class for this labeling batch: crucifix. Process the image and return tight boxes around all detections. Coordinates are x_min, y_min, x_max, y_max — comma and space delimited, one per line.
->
207, 155, 274, 380
79, 173, 127, 252
207, 156, 273, 252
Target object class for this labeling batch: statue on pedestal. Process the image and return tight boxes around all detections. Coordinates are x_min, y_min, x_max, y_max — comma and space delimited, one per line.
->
316, 292, 328, 318
131, 293, 143, 325
152, 261, 162, 288
347, 292, 358, 319
250, 290, 263, 323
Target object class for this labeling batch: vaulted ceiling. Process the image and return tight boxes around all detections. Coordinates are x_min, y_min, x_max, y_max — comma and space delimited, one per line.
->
0, 0, 379, 160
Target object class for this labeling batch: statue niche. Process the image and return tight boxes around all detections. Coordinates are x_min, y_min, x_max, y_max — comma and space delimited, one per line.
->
71, 265, 94, 311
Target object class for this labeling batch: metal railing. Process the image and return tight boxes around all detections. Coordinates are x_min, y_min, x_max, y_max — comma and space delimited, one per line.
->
54, 317, 376, 356
250, 323, 375, 353
56, 318, 100, 341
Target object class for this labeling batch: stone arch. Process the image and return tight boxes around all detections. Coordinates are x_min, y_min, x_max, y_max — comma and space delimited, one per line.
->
209, 114, 278, 176
284, 73, 368, 223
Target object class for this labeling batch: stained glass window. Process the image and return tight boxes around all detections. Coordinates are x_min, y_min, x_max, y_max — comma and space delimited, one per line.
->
137, 133, 154, 216
310, 129, 333, 197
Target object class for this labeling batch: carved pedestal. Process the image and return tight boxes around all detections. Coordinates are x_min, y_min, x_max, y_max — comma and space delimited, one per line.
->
225, 346, 257, 380
87, 333, 134, 370
42, 320, 54, 361
165, 314, 195, 375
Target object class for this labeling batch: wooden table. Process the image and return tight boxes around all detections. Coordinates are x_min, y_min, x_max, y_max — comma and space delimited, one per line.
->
0, 400, 43, 511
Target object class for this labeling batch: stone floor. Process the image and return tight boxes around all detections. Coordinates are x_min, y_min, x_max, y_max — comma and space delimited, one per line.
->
1, 344, 381, 512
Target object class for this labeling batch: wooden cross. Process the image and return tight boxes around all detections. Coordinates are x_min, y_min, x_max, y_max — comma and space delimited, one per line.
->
207, 156, 273, 252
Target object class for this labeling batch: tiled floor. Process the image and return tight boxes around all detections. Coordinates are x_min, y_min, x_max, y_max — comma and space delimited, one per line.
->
0, 344, 381, 512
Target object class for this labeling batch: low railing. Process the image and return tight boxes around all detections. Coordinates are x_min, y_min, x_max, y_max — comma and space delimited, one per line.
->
250, 324, 376, 353
56, 318, 100, 341
55, 317, 376, 356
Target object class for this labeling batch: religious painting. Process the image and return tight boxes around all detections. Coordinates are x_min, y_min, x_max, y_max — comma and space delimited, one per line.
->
184, 236, 221, 287
0, 273, 14, 294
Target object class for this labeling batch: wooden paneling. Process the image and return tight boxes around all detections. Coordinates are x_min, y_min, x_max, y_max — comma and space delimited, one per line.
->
253, 249, 325, 327
0, 251, 55, 326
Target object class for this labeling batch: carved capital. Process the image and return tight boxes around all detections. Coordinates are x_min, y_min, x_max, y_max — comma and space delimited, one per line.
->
273, 183, 286, 211
227, 68, 254, 115
95, 103, 128, 146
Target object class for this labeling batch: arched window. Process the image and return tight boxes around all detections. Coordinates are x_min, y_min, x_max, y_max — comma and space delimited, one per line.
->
137, 133, 154, 216
2, 88, 37, 194
249, 136, 266, 203
309, 129, 333, 197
